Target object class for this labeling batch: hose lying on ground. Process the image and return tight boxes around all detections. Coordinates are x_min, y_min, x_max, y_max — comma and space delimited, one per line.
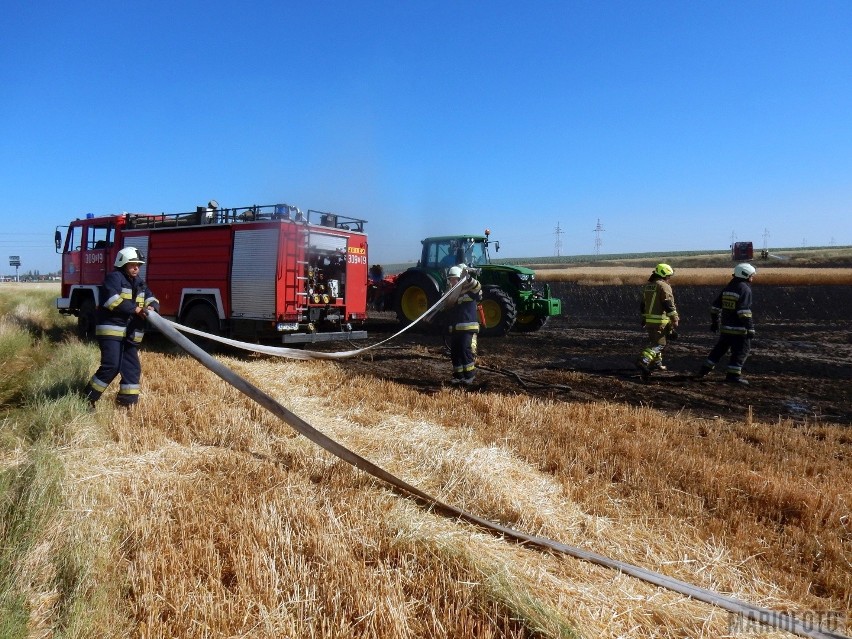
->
166, 275, 472, 360
146, 310, 848, 639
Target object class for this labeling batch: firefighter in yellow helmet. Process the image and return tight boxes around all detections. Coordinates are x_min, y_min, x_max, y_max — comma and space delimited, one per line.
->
636, 263, 679, 381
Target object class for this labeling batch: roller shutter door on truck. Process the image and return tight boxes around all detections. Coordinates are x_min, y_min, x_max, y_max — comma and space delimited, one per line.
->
232, 228, 278, 319
122, 236, 150, 281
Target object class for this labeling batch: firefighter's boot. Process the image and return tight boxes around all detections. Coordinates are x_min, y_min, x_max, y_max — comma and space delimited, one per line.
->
635, 358, 652, 382
696, 364, 713, 379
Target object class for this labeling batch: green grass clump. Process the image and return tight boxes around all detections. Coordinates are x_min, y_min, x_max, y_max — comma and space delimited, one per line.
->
1, 285, 125, 637
0, 445, 64, 638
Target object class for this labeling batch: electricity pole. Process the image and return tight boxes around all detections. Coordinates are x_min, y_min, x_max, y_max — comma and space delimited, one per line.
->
554, 222, 563, 257
593, 219, 605, 255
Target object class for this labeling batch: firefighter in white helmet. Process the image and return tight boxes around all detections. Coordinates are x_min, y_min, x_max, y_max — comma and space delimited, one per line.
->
445, 264, 482, 386
636, 263, 679, 381
697, 263, 756, 384
84, 247, 160, 409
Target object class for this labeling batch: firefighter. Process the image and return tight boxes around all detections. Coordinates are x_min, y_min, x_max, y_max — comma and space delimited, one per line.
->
445, 264, 482, 386
697, 263, 756, 385
368, 264, 385, 310
636, 263, 679, 381
84, 247, 159, 409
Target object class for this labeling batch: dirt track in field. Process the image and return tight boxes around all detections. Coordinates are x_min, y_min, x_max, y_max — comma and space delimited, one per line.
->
332, 283, 852, 426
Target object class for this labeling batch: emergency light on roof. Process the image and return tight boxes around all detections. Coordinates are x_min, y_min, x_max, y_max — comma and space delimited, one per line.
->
86, 213, 95, 219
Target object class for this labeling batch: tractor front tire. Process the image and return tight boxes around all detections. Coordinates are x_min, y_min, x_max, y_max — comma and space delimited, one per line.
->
480, 286, 517, 337
513, 314, 549, 332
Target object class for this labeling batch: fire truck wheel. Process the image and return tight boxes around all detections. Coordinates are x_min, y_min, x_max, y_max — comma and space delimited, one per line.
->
181, 303, 221, 353
77, 298, 97, 340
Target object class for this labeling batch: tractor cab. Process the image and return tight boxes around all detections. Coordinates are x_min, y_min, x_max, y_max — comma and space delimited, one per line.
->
419, 232, 498, 271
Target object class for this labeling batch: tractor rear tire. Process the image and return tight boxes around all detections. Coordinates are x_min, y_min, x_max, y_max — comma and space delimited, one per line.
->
513, 314, 549, 332
480, 286, 517, 337
394, 272, 441, 326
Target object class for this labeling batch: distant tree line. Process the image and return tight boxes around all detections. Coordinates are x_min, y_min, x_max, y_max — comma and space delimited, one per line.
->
1, 269, 61, 282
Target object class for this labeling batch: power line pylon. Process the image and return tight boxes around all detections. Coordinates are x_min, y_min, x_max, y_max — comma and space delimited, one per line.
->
554, 222, 563, 257
593, 218, 605, 255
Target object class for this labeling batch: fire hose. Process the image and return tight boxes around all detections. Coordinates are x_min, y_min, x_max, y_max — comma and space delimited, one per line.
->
144, 309, 848, 639
163, 275, 473, 360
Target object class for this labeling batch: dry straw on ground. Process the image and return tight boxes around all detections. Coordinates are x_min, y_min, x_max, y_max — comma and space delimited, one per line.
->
4, 282, 849, 638
44, 349, 851, 638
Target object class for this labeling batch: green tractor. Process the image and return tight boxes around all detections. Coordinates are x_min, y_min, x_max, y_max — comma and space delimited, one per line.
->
391, 231, 562, 336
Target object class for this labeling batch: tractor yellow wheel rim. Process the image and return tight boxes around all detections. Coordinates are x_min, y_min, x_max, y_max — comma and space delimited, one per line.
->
400, 286, 428, 320
480, 299, 502, 328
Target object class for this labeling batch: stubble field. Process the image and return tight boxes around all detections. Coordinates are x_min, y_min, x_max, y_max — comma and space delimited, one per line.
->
2, 270, 850, 639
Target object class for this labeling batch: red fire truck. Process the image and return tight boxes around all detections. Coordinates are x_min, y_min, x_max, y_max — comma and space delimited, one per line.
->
731, 241, 754, 261
55, 201, 369, 345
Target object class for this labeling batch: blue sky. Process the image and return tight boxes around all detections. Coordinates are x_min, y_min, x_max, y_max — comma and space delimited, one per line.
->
2, 1, 851, 275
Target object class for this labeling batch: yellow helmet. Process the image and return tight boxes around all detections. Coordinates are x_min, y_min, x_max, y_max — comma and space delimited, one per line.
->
653, 263, 674, 278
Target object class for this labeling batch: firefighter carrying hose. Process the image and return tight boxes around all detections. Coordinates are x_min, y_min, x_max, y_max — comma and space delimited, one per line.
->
84, 247, 160, 409
445, 264, 482, 386
636, 263, 679, 381
696, 262, 757, 385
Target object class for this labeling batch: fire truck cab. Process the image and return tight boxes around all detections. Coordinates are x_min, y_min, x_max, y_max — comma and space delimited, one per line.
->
56, 202, 369, 345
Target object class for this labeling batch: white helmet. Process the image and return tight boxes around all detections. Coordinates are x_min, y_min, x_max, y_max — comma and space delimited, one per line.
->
733, 263, 756, 279
447, 265, 464, 278
115, 246, 146, 268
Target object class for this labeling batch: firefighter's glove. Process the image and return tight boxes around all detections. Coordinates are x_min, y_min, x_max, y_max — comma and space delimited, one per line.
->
710, 321, 719, 334
668, 329, 679, 340
747, 330, 756, 340
135, 307, 148, 319
459, 278, 478, 294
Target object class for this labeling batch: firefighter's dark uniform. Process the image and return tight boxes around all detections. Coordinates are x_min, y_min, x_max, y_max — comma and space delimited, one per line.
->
447, 277, 483, 383
85, 269, 159, 406
699, 276, 754, 382
637, 275, 679, 375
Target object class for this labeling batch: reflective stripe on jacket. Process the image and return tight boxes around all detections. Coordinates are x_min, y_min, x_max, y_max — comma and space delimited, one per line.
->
711, 277, 754, 335
640, 277, 678, 326
448, 279, 483, 333
96, 270, 160, 340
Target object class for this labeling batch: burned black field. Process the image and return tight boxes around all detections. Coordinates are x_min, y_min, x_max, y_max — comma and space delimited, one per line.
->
337, 284, 852, 426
